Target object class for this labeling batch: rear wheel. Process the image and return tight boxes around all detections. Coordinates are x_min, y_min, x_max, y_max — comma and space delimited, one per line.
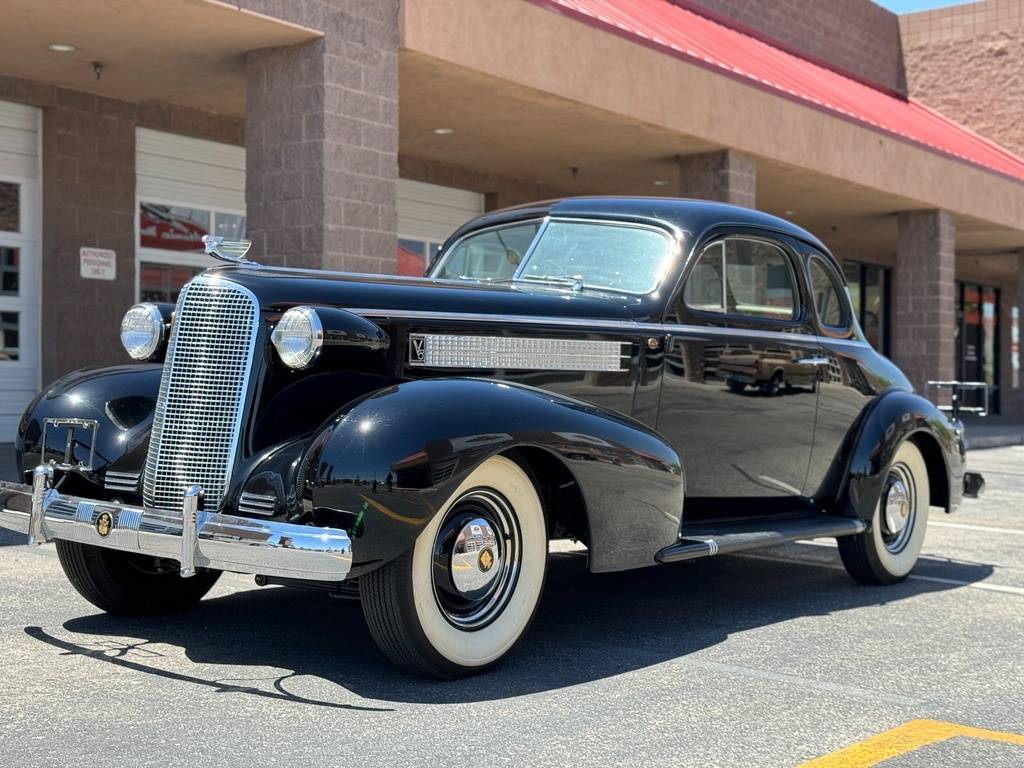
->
760, 372, 783, 396
726, 379, 747, 394
839, 440, 930, 585
360, 455, 547, 678
55, 540, 221, 614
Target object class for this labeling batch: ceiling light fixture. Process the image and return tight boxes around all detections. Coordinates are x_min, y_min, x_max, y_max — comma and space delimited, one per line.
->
653, 180, 670, 186
48, 43, 76, 52
433, 128, 454, 135
784, 210, 797, 216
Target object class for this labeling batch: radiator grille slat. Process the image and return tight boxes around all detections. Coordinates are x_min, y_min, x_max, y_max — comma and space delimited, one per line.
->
143, 276, 258, 511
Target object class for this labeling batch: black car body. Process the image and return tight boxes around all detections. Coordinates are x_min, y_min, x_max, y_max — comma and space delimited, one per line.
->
0, 198, 977, 677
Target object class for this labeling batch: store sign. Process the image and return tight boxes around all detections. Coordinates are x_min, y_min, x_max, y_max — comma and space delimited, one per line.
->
79, 247, 116, 281
1012, 306, 1020, 388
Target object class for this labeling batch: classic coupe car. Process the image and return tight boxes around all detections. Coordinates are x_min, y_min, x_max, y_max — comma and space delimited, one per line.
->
0, 198, 982, 678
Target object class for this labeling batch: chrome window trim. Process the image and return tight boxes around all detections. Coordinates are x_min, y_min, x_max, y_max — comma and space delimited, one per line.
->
428, 216, 678, 296
682, 234, 802, 324
428, 217, 546, 282
345, 307, 870, 347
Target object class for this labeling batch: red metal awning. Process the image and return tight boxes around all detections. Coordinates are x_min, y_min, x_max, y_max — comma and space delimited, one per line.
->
533, 0, 1024, 184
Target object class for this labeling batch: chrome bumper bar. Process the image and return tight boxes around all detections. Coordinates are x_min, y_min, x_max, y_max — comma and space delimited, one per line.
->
0, 466, 352, 581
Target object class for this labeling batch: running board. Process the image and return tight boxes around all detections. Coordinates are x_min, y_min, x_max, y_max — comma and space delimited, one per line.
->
656, 515, 866, 564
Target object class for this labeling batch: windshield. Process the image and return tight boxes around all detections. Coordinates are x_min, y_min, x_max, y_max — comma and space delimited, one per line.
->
430, 219, 672, 294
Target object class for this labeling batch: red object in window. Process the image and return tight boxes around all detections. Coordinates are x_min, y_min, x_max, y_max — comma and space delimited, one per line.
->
397, 244, 425, 276
139, 203, 208, 251
532, 0, 1024, 183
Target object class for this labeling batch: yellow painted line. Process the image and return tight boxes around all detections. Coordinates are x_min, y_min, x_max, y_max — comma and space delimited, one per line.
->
801, 719, 1024, 767
358, 494, 427, 526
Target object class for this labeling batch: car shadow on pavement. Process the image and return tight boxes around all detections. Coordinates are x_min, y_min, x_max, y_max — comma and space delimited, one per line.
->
38, 549, 992, 708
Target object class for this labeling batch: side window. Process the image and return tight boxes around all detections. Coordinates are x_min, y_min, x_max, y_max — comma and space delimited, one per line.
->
809, 257, 849, 330
432, 222, 540, 281
683, 237, 798, 321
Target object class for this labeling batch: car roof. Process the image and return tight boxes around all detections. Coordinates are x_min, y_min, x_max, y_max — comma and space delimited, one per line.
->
445, 196, 832, 257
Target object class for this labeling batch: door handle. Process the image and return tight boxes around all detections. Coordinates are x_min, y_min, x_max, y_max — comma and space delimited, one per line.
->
797, 357, 830, 366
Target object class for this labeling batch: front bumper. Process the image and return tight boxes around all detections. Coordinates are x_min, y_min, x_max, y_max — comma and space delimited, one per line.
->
0, 466, 352, 581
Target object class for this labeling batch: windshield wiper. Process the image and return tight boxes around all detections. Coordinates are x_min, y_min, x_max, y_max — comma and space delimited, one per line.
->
516, 274, 586, 292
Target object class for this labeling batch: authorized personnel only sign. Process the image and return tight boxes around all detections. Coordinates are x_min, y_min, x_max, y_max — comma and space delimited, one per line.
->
79, 247, 117, 280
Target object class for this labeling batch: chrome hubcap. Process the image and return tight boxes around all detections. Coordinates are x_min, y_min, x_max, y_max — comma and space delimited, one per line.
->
431, 489, 521, 630
880, 464, 916, 554
450, 517, 503, 599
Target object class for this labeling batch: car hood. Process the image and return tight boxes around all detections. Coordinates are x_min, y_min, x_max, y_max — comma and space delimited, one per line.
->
207, 266, 647, 322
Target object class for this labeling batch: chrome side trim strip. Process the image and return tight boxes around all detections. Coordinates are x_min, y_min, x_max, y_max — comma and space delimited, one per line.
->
346, 308, 870, 348
1, 475, 352, 582
408, 333, 628, 371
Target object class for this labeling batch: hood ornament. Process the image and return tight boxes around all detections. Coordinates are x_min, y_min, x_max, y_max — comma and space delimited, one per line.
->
202, 235, 259, 266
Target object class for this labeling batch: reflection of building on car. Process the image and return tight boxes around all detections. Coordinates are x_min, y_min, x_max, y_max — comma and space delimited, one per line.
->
719, 346, 819, 395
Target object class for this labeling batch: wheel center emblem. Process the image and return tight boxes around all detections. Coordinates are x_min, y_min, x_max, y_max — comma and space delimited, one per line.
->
96, 511, 113, 538
478, 547, 494, 573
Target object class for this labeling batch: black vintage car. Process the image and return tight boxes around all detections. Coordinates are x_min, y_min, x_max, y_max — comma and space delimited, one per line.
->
0, 198, 981, 678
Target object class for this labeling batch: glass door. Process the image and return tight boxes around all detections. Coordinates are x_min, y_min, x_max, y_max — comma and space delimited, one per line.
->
956, 282, 1000, 414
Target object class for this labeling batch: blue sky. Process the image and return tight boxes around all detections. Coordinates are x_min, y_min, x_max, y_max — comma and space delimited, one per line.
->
873, 0, 974, 12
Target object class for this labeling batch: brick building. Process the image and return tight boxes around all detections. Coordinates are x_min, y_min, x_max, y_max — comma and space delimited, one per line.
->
0, 0, 1022, 437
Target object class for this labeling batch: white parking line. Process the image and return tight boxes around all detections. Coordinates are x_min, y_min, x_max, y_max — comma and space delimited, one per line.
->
928, 520, 1024, 536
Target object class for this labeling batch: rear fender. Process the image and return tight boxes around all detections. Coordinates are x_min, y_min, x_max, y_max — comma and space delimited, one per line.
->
823, 389, 964, 521
301, 378, 684, 576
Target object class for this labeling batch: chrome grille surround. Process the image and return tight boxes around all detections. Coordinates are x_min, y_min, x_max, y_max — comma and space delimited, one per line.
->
143, 275, 259, 512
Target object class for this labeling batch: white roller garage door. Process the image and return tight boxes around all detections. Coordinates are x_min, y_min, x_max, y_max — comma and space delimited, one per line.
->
0, 101, 40, 441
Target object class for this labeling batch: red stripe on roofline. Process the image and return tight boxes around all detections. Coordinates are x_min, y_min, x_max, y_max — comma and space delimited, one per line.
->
530, 0, 1024, 185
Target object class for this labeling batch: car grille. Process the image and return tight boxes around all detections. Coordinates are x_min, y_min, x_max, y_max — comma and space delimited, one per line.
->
143, 275, 259, 512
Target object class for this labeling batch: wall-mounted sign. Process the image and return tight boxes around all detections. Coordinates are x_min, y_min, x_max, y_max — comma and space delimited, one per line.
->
80, 247, 116, 281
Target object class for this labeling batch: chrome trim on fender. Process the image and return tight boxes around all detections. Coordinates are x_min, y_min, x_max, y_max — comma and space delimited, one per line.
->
0, 472, 352, 582
408, 333, 628, 371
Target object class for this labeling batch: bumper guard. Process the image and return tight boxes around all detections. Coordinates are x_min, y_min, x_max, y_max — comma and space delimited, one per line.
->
0, 466, 352, 581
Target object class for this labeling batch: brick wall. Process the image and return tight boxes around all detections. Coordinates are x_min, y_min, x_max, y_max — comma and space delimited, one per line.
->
902, 1, 1024, 157
675, 0, 906, 94
242, 0, 400, 272
893, 210, 957, 394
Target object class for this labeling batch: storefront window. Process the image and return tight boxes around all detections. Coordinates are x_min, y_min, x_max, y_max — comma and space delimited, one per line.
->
137, 201, 246, 301
0, 310, 18, 361
0, 182, 18, 232
0, 247, 18, 296
957, 282, 1000, 413
139, 263, 204, 303
842, 261, 890, 355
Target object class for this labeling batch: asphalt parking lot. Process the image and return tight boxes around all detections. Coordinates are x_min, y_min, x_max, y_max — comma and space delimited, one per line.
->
1, 446, 1022, 767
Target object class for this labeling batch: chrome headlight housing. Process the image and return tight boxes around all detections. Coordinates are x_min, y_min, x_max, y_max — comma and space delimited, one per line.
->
120, 303, 166, 361
271, 306, 324, 370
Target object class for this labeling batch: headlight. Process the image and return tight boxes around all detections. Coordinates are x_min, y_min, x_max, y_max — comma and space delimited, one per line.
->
271, 306, 323, 369
120, 303, 166, 361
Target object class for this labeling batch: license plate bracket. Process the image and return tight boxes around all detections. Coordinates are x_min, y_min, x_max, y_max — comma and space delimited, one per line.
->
41, 418, 99, 471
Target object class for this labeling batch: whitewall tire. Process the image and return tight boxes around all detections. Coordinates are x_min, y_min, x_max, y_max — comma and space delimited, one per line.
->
839, 440, 930, 585
360, 455, 547, 678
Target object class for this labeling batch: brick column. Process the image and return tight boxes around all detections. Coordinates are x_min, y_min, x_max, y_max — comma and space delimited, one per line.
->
893, 210, 956, 394
244, 1, 399, 272
678, 150, 757, 208
40, 92, 136, 382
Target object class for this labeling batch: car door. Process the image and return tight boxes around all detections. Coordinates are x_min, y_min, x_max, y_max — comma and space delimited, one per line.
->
802, 248, 883, 499
658, 230, 821, 519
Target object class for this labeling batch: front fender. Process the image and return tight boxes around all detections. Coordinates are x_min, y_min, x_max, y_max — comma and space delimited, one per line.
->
827, 389, 964, 522
16, 365, 162, 490
302, 378, 684, 576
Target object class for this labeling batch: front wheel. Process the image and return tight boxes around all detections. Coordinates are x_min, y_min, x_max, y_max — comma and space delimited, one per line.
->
839, 440, 930, 585
360, 455, 547, 678
55, 540, 221, 614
